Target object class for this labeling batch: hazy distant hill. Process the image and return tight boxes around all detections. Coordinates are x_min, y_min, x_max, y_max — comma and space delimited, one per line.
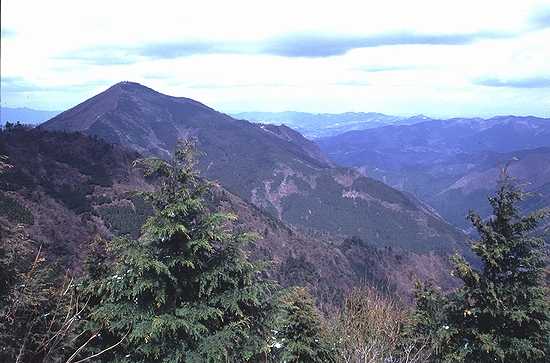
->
233, 111, 430, 138
318, 116, 550, 229
41, 82, 465, 252
430, 147, 550, 231
0, 106, 60, 125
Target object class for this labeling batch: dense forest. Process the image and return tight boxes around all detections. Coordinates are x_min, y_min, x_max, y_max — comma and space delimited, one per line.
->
1, 130, 548, 362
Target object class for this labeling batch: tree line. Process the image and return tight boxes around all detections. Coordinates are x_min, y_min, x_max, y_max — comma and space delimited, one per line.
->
1, 141, 549, 362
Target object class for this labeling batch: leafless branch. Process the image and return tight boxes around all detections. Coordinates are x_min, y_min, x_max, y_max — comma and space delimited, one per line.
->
67, 328, 131, 363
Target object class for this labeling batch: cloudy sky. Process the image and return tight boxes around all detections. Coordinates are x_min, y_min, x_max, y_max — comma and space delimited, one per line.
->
1, 0, 550, 117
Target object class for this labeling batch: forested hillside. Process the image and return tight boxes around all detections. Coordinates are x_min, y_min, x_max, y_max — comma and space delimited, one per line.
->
0, 125, 458, 303
41, 82, 466, 252
2, 125, 548, 362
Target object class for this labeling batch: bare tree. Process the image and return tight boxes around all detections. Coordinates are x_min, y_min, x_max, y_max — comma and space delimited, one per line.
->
327, 286, 431, 363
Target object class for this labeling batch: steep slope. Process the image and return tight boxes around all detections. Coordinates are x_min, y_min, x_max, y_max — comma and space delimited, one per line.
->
0, 127, 458, 303
318, 117, 550, 229
41, 82, 465, 252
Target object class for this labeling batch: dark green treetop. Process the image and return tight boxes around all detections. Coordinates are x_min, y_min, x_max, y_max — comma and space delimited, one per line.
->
411, 175, 550, 362
82, 140, 276, 362
273, 287, 335, 363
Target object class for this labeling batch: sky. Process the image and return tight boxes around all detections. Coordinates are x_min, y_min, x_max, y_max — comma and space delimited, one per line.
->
1, 0, 550, 117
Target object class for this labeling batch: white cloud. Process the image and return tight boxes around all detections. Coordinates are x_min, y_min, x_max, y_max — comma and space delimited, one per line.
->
1, 0, 549, 117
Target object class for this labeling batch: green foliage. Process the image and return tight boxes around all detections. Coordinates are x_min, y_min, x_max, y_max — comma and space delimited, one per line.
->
0, 192, 34, 224
410, 175, 550, 362
406, 282, 447, 360
273, 287, 335, 363
96, 194, 153, 238
281, 173, 459, 253
81, 140, 276, 362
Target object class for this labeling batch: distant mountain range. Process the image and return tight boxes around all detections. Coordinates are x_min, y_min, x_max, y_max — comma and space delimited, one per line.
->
0, 107, 60, 125
41, 82, 465, 253
317, 116, 550, 230
433, 147, 550, 232
233, 111, 432, 139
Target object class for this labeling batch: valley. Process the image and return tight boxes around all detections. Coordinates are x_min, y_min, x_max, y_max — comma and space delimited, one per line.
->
4, 83, 548, 304
316, 116, 550, 231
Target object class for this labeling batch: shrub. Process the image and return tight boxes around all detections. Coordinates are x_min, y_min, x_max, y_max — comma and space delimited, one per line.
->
328, 286, 428, 363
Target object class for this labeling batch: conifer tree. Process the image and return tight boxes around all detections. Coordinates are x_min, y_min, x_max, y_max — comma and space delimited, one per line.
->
412, 175, 550, 362
273, 287, 335, 363
406, 281, 448, 360
81, 140, 276, 362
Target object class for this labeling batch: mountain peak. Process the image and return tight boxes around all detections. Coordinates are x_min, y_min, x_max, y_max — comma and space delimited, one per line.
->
104, 81, 164, 98
112, 81, 156, 92
40, 82, 466, 253
41, 82, 327, 163
40, 82, 216, 136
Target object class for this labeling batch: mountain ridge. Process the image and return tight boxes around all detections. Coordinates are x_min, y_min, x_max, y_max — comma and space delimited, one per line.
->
0, 126, 459, 302
41, 81, 466, 252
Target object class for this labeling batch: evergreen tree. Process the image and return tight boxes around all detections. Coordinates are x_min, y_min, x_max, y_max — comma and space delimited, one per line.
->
81, 140, 276, 362
406, 282, 449, 362
412, 175, 550, 362
273, 287, 335, 363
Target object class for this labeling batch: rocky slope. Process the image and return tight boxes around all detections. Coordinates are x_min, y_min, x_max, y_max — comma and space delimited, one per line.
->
41, 82, 465, 252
